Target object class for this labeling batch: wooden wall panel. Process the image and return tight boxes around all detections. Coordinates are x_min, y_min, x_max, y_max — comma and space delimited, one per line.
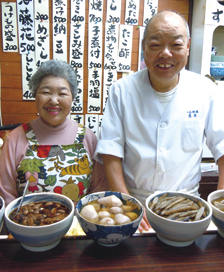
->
0, 0, 192, 126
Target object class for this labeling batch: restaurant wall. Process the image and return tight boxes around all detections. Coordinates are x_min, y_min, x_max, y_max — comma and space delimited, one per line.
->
0, 0, 192, 126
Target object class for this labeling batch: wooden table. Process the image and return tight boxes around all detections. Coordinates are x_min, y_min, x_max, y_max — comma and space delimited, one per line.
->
0, 231, 224, 272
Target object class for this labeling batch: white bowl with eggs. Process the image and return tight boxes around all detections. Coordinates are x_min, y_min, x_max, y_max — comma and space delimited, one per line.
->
4, 193, 74, 252
207, 189, 224, 238
76, 191, 143, 247
145, 191, 212, 247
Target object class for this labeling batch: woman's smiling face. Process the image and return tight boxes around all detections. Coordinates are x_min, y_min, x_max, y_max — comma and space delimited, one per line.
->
35, 76, 73, 127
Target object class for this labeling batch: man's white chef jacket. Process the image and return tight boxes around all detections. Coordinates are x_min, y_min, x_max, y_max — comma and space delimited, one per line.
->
95, 68, 224, 193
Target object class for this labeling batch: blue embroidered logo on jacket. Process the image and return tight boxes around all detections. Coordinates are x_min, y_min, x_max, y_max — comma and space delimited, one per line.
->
187, 110, 199, 118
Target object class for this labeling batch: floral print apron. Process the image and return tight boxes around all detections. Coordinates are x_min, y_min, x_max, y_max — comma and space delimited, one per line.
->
16, 123, 94, 202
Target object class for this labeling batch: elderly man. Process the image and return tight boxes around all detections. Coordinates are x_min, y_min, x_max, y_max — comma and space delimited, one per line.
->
95, 10, 224, 231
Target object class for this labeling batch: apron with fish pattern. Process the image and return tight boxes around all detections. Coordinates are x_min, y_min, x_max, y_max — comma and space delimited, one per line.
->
16, 123, 94, 202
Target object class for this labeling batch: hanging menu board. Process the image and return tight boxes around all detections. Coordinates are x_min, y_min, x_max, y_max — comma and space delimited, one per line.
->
87, 68, 102, 114
106, 0, 121, 24
22, 53, 36, 100
102, 69, 117, 113
143, 0, 158, 26
70, 0, 85, 114
52, 0, 67, 61
71, 68, 84, 113
125, 0, 140, 25
2, 2, 18, 52
85, 114, 99, 138
70, 0, 85, 69
34, 0, 50, 68
87, 0, 103, 114
0, 0, 163, 133
17, 0, 35, 55
117, 25, 133, 72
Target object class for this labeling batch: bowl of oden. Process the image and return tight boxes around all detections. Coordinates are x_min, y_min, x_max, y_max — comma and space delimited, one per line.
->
76, 191, 143, 246
0, 196, 5, 232
145, 191, 212, 247
4, 193, 74, 252
207, 189, 224, 238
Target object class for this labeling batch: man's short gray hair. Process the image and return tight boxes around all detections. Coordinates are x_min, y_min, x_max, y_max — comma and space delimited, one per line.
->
143, 10, 190, 43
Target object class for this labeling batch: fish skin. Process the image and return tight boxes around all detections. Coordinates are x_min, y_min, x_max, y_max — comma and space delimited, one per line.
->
195, 206, 205, 221
162, 204, 197, 216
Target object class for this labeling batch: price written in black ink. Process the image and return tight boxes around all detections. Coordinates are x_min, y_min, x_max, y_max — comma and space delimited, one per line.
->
88, 105, 100, 112
72, 15, 84, 23
71, 61, 83, 69
23, 91, 34, 100
89, 14, 102, 23
118, 63, 130, 71
71, 106, 82, 112
35, 13, 49, 21
4, 43, 18, 51
20, 43, 35, 53
89, 62, 102, 69
107, 15, 120, 23
125, 17, 137, 25
104, 63, 117, 70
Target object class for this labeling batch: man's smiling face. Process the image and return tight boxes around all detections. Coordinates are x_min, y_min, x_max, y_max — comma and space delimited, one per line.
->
143, 11, 191, 92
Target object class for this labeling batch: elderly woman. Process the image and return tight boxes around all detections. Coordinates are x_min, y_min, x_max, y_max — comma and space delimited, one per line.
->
0, 59, 108, 206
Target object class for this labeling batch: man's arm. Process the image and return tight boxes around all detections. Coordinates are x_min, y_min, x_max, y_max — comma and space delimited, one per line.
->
102, 154, 128, 193
102, 154, 151, 232
217, 155, 224, 189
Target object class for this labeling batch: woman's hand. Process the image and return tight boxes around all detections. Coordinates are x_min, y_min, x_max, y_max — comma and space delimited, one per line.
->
138, 207, 151, 232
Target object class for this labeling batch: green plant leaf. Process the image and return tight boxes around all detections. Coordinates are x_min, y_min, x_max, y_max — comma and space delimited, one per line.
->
44, 175, 57, 186
17, 158, 45, 174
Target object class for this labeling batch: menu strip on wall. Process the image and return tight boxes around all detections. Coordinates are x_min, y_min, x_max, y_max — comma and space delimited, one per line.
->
88, 0, 103, 115
70, 0, 85, 69
102, 69, 117, 113
106, 0, 121, 24
2, 2, 18, 52
17, 0, 35, 55
88, 68, 102, 113
88, 0, 103, 69
205, 1, 224, 25
70, 0, 85, 114
85, 114, 99, 138
53, 0, 67, 61
143, 0, 158, 26
22, 53, 36, 100
71, 68, 83, 113
117, 25, 133, 72
125, 0, 140, 25
70, 114, 84, 125
34, 0, 50, 68
104, 23, 119, 71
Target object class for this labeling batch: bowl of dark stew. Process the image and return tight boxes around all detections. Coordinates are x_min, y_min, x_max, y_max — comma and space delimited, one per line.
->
4, 193, 74, 252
